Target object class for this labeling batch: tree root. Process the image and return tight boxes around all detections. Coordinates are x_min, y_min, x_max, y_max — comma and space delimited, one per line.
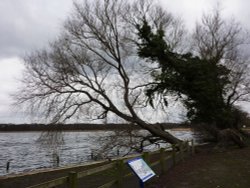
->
218, 128, 247, 148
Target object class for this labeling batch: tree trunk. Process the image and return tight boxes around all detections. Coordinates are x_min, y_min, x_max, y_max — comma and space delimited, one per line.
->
135, 120, 183, 145
218, 128, 246, 148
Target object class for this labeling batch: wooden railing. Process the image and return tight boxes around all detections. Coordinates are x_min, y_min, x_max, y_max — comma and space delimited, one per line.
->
26, 140, 195, 188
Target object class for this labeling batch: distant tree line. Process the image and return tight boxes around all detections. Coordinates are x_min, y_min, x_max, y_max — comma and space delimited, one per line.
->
0, 123, 189, 132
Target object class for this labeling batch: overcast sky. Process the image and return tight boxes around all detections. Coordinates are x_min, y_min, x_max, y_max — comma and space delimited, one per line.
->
0, 0, 249, 123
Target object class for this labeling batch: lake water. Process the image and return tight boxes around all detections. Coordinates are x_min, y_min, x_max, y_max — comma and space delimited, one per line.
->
0, 130, 194, 176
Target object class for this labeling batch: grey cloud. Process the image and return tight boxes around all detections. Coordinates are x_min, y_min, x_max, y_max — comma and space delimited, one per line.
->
0, 0, 73, 59
0, 0, 250, 123
1, 0, 249, 59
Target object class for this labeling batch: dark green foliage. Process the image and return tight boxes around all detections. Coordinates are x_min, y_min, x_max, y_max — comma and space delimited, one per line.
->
137, 20, 238, 130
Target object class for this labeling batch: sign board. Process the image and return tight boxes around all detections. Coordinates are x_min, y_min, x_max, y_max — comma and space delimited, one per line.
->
127, 157, 156, 182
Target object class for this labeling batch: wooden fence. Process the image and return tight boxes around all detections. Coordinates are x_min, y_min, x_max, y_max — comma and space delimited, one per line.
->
25, 140, 195, 188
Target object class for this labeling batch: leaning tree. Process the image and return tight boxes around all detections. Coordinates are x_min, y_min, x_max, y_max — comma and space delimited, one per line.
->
16, 0, 185, 145
136, 8, 250, 147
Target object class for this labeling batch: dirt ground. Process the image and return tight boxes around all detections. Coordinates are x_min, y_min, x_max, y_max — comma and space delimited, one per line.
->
152, 146, 250, 188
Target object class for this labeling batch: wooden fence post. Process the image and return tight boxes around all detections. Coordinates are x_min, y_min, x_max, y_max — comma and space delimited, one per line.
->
172, 144, 176, 166
6, 161, 10, 173
187, 140, 190, 154
117, 149, 120, 156
56, 155, 60, 167
68, 171, 77, 188
191, 139, 195, 155
142, 151, 150, 163
116, 160, 124, 188
180, 142, 184, 162
160, 148, 166, 174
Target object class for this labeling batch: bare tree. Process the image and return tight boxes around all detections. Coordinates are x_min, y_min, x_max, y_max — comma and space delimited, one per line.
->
90, 129, 167, 159
133, 5, 250, 147
191, 8, 250, 146
16, 0, 184, 145
193, 8, 250, 108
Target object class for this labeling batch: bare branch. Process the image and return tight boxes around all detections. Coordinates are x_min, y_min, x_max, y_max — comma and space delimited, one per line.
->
15, 0, 183, 145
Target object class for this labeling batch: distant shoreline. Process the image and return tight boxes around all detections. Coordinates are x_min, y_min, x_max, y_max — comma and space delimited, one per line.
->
0, 123, 190, 132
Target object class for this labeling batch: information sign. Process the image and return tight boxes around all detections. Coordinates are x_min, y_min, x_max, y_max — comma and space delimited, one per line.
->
127, 157, 155, 182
